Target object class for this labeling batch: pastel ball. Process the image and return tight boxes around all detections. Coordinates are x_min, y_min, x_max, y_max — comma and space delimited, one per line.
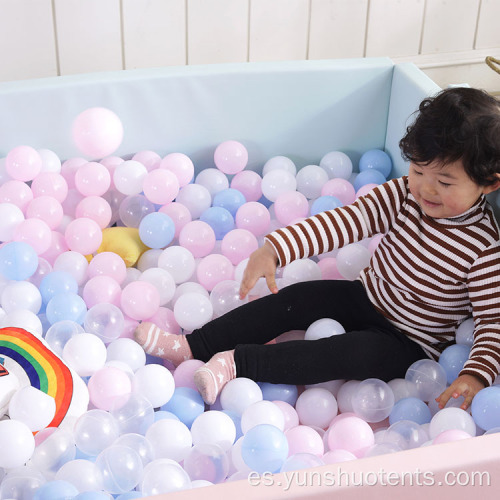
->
5, 145, 42, 182
0, 241, 38, 280
72, 107, 124, 159
359, 149, 392, 179
310, 195, 343, 216
438, 344, 471, 385
389, 397, 432, 425
214, 140, 248, 175
200, 206, 235, 240
138, 212, 176, 249
353, 169, 387, 192
470, 386, 500, 431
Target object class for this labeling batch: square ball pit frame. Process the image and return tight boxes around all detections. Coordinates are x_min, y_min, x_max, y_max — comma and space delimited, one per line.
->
1, 57, 499, 499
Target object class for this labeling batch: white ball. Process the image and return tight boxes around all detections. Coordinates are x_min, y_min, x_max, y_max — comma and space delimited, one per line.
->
240, 400, 285, 434
9, 386, 56, 431
171, 281, 209, 307
53, 251, 89, 286
139, 267, 176, 306
261, 170, 297, 202
282, 259, 321, 284
320, 151, 353, 180
1, 309, 43, 337
62, 332, 107, 377
158, 246, 195, 284
173, 292, 213, 331
262, 156, 297, 176
106, 337, 146, 372
295, 165, 329, 199
136, 249, 163, 272
190, 410, 236, 452
305, 318, 345, 340
1, 280, 42, 314
429, 407, 476, 439
38, 148, 62, 173
220, 378, 263, 416
336, 243, 371, 281
175, 184, 212, 219
132, 364, 175, 408
113, 160, 148, 196
195, 168, 229, 197
145, 419, 192, 462
0, 419, 35, 469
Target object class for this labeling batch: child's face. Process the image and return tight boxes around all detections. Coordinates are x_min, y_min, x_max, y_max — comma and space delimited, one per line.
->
408, 159, 498, 218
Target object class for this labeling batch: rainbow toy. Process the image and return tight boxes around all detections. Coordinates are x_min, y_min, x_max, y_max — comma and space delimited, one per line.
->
0, 327, 88, 430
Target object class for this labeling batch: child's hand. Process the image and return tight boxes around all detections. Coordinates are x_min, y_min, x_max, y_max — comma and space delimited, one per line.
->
239, 242, 279, 299
435, 374, 485, 411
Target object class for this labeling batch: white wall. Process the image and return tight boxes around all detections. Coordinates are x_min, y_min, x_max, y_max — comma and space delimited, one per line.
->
0, 0, 499, 92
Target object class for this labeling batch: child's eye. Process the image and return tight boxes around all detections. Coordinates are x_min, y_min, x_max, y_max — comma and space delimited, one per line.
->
413, 169, 423, 175
439, 181, 451, 187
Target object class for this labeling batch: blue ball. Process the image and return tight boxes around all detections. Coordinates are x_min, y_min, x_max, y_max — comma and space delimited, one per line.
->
241, 424, 289, 473
353, 169, 387, 192
200, 206, 235, 240
471, 386, 500, 431
161, 387, 205, 428
259, 382, 299, 406
359, 149, 392, 178
33, 480, 79, 500
39, 270, 79, 305
138, 211, 175, 249
212, 188, 246, 216
389, 396, 432, 425
310, 195, 343, 216
0, 241, 38, 281
45, 292, 87, 325
438, 344, 471, 384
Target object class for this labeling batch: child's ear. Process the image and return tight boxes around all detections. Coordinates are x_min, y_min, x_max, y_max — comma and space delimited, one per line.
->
483, 173, 500, 195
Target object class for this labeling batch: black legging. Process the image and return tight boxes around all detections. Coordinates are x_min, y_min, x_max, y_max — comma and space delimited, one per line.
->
187, 280, 427, 385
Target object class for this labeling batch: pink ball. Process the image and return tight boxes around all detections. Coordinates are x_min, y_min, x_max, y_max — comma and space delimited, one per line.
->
132, 150, 161, 171
87, 366, 132, 411
120, 281, 161, 321
75, 196, 112, 229
83, 275, 122, 308
317, 258, 344, 280
328, 416, 374, 458
5, 145, 42, 181
322, 449, 357, 464
356, 183, 378, 198
0, 180, 33, 211
235, 202, 270, 237
61, 157, 87, 189
160, 153, 194, 187
432, 429, 472, 445
285, 425, 324, 457
196, 254, 234, 291
214, 141, 248, 175
231, 171, 262, 202
158, 202, 192, 238
64, 217, 103, 255
72, 107, 124, 159
31, 172, 68, 202
274, 191, 309, 226
88, 252, 127, 284
321, 178, 355, 205
142, 168, 180, 205
221, 229, 258, 265
26, 196, 64, 230
178, 220, 216, 258
173, 359, 205, 390
13, 218, 52, 254
61, 189, 85, 218
273, 400, 299, 431
145, 307, 181, 335
74, 162, 111, 197
40, 231, 69, 265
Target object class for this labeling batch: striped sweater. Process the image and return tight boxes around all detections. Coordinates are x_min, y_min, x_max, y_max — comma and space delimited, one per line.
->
266, 176, 500, 387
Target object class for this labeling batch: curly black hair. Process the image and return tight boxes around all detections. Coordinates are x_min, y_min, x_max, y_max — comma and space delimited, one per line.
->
399, 87, 500, 186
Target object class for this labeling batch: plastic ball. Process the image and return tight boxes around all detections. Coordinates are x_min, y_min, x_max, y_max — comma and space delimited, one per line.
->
260, 383, 298, 407
114, 433, 155, 467
9, 386, 56, 431
319, 151, 353, 180
191, 410, 236, 452
31, 171, 68, 201
389, 396, 432, 425
55, 459, 104, 493
200, 206, 235, 240
106, 338, 146, 373
113, 160, 148, 196
295, 388, 338, 429
175, 184, 212, 219
470, 386, 500, 431
139, 458, 191, 496
38, 148, 62, 173
231, 170, 262, 202
240, 400, 285, 434
138, 212, 175, 249
353, 169, 387, 191
428, 407, 476, 439
158, 246, 195, 284
214, 140, 248, 175
455, 317, 474, 346
179, 220, 216, 258
274, 191, 309, 225
62, 332, 107, 377
261, 169, 297, 202
73, 409, 120, 456
53, 251, 89, 286
285, 425, 324, 457
334, 380, 361, 413
132, 364, 175, 408
195, 168, 229, 197
13, 218, 52, 255
322, 449, 357, 464
438, 343, 471, 384
282, 258, 321, 284
120, 281, 160, 321
0, 202, 24, 241
387, 378, 419, 402
235, 201, 270, 237
197, 254, 234, 292
88, 366, 132, 411
310, 195, 343, 216
173, 292, 213, 331
131, 150, 160, 170
95, 445, 143, 494
305, 318, 345, 340
118, 194, 155, 228
161, 387, 205, 428
262, 156, 297, 176
46, 292, 87, 325
405, 359, 447, 402
183, 443, 229, 483
280, 453, 325, 472
241, 424, 289, 473
433, 429, 472, 445
145, 418, 193, 462
142, 168, 179, 205
351, 378, 395, 423
64, 217, 103, 255
0, 241, 37, 282
82, 275, 121, 308
220, 378, 263, 415
359, 149, 392, 179
31, 480, 79, 500
0, 179, 33, 210
210, 279, 247, 317
335, 243, 371, 280
1, 309, 43, 336
72, 107, 123, 158
74, 162, 111, 197
383, 420, 429, 449
221, 228, 258, 265
160, 152, 195, 187
328, 415, 374, 457
27, 195, 64, 230
0, 420, 35, 469
75, 195, 112, 229
295, 164, 329, 199
5, 145, 42, 181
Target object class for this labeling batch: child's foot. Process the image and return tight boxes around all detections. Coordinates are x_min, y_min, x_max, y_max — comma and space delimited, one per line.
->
134, 322, 193, 366
193, 350, 236, 405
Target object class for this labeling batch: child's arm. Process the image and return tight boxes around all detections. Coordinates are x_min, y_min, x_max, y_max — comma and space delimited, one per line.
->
435, 373, 485, 410
239, 241, 279, 299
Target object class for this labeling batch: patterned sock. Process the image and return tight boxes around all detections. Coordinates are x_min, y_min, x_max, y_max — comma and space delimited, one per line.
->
194, 350, 236, 405
134, 322, 193, 366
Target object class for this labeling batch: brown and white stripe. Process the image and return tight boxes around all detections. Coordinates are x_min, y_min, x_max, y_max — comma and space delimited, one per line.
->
266, 177, 500, 387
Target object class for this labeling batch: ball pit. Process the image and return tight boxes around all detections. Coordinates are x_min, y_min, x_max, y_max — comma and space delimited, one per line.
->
0, 71, 499, 496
